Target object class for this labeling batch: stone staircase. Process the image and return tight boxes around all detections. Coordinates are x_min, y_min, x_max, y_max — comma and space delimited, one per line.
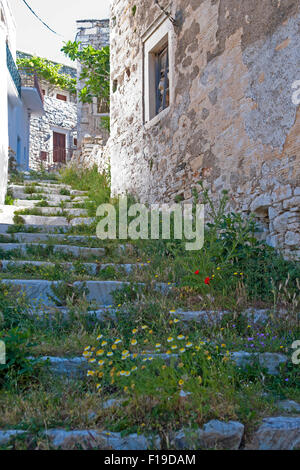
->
0, 176, 299, 450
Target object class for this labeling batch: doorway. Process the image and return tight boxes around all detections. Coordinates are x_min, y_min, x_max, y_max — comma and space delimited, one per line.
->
53, 131, 66, 164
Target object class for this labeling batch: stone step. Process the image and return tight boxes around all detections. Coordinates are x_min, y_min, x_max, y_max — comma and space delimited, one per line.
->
15, 215, 93, 227
1, 417, 299, 449
14, 200, 85, 209
0, 236, 138, 257
1, 279, 171, 307
173, 420, 244, 450
247, 417, 300, 450
17, 207, 89, 217
0, 260, 142, 276
10, 185, 88, 197
11, 193, 73, 202
23, 182, 72, 189
0, 428, 160, 450
1, 279, 127, 306
0, 242, 105, 259
170, 308, 291, 325
231, 351, 288, 375
0, 232, 98, 244
0, 223, 69, 234
30, 306, 118, 321
37, 349, 287, 379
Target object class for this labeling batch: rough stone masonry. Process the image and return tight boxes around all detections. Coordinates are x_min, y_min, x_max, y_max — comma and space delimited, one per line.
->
107, 0, 300, 259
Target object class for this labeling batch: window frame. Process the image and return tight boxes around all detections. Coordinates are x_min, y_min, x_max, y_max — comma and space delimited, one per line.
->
142, 15, 174, 124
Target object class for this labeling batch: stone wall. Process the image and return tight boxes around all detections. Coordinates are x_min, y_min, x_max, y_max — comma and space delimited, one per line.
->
107, 0, 300, 259
76, 19, 110, 148
72, 136, 110, 175
29, 90, 77, 171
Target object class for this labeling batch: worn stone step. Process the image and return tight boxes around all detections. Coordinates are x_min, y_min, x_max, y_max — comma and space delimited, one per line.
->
0, 223, 69, 234
10, 193, 73, 202
1, 279, 127, 306
1, 279, 171, 307
13, 200, 42, 208
231, 351, 288, 375
10, 185, 88, 197
14, 200, 85, 209
0, 242, 105, 258
170, 308, 292, 325
45, 429, 161, 450
248, 417, 300, 450
0, 232, 97, 244
0, 205, 29, 224
23, 182, 71, 189
39, 349, 287, 379
1, 417, 299, 449
0, 428, 160, 450
30, 306, 118, 321
15, 215, 93, 227
0, 260, 143, 276
173, 420, 244, 450
17, 207, 89, 217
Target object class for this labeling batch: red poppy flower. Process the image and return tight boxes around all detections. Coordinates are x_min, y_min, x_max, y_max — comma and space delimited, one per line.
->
194, 270, 200, 275
204, 277, 210, 285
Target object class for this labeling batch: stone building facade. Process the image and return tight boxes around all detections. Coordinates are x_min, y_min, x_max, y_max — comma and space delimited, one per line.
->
76, 19, 110, 151
107, 0, 300, 259
28, 87, 77, 171
16, 53, 77, 171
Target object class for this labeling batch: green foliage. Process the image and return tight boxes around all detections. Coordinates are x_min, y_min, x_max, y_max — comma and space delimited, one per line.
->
59, 164, 110, 217
179, 184, 300, 301
17, 56, 76, 94
13, 214, 25, 225
49, 281, 89, 307
5, 194, 14, 205
59, 188, 70, 196
62, 41, 110, 105
36, 199, 49, 207
0, 329, 41, 387
0, 284, 42, 388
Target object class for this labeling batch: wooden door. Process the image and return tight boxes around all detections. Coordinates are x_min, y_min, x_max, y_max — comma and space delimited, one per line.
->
53, 132, 66, 163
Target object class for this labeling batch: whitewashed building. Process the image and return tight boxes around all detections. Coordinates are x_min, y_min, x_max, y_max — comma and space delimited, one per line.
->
0, 0, 44, 203
17, 52, 77, 171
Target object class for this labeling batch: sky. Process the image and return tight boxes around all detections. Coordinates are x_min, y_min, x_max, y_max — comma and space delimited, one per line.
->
9, 0, 110, 66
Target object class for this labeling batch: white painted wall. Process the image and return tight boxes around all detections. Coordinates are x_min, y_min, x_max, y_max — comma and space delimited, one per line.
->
8, 98, 30, 170
0, 0, 39, 187
0, 3, 10, 204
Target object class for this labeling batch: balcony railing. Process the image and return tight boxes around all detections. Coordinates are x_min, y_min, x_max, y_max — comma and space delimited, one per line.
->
18, 68, 44, 104
6, 43, 21, 96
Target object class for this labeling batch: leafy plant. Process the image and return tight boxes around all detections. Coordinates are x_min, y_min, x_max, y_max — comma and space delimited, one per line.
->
17, 56, 76, 94
5, 194, 14, 205
61, 41, 109, 112
0, 328, 42, 388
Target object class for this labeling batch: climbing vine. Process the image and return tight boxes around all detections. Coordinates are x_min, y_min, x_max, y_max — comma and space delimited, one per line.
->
16, 56, 76, 94
61, 41, 110, 105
